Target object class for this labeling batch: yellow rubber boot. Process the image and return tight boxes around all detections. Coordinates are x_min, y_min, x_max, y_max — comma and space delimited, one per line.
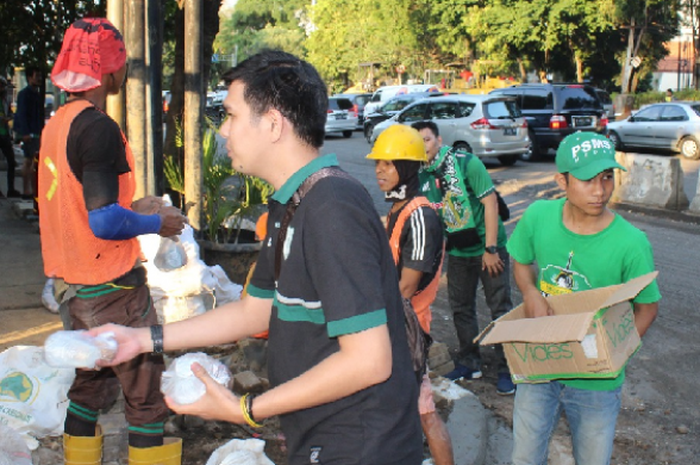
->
63, 427, 103, 465
128, 438, 182, 465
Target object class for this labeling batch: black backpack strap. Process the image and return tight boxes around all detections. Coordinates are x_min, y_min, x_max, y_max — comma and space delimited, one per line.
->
274, 167, 352, 282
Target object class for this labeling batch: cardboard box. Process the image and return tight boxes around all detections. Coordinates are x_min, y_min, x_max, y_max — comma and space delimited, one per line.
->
476, 272, 657, 383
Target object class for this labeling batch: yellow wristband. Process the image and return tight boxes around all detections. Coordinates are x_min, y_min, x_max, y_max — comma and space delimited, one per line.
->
240, 393, 263, 428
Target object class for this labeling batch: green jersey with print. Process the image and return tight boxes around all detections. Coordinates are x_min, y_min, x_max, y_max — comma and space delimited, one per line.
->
419, 146, 506, 257
507, 198, 661, 390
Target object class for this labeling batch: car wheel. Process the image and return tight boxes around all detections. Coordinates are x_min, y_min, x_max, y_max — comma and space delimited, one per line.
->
679, 136, 700, 160
498, 156, 518, 166
343, 130, 353, 138
520, 130, 540, 162
453, 142, 472, 153
364, 123, 374, 144
608, 131, 624, 151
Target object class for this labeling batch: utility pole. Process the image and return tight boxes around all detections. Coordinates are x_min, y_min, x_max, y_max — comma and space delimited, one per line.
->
184, 0, 203, 231
106, 0, 125, 131
126, 0, 148, 199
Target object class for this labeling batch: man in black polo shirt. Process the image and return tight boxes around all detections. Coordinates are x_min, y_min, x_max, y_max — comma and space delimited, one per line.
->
91, 50, 423, 465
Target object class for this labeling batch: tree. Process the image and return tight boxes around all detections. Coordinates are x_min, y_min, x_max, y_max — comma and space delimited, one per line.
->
616, 0, 681, 93
215, 0, 308, 68
0, 1, 107, 75
163, 0, 222, 208
306, 0, 427, 89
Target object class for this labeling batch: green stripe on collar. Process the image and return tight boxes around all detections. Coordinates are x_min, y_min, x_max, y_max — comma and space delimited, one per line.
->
271, 154, 339, 204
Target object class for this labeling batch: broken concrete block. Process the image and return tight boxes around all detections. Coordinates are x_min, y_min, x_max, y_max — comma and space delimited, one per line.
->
612, 152, 689, 211
232, 370, 264, 394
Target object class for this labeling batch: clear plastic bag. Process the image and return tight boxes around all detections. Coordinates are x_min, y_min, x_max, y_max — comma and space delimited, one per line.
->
153, 236, 188, 271
43, 330, 117, 369
206, 438, 274, 465
161, 353, 232, 405
40, 278, 60, 314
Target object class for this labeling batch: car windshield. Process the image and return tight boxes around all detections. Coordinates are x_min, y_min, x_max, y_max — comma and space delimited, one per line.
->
560, 86, 600, 110
485, 100, 521, 118
691, 105, 700, 118
382, 98, 413, 112
329, 98, 353, 111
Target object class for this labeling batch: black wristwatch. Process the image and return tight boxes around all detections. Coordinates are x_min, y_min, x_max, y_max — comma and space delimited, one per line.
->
485, 245, 498, 254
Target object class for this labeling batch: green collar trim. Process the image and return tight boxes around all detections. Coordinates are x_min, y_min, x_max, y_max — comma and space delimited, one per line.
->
271, 154, 339, 204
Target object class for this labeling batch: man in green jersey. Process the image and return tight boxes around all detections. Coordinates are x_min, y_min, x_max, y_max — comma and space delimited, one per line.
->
507, 131, 661, 465
412, 121, 515, 395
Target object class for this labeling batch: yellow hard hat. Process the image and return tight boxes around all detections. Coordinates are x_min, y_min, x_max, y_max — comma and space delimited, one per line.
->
366, 125, 427, 162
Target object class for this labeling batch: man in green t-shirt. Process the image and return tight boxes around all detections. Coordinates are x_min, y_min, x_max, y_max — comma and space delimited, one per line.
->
507, 131, 661, 465
412, 121, 514, 395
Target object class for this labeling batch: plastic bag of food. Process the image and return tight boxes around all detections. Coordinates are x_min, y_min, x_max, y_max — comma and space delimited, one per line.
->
205, 438, 274, 465
153, 236, 188, 271
43, 330, 117, 369
161, 353, 232, 405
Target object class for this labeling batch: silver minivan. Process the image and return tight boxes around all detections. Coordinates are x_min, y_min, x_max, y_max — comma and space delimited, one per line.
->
371, 94, 530, 166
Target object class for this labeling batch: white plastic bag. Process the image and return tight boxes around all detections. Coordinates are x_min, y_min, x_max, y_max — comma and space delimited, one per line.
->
43, 330, 117, 369
161, 353, 232, 405
153, 236, 188, 271
41, 278, 59, 314
154, 293, 214, 324
0, 346, 75, 450
205, 438, 275, 465
0, 424, 32, 465
139, 222, 242, 324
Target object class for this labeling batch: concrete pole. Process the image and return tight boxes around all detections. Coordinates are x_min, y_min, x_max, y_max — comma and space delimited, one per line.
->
106, 0, 125, 131
184, 0, 203, 231
126, 0, 148, 199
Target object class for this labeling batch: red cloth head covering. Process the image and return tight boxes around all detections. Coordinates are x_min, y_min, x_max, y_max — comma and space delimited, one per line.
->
51, 18, 126, 93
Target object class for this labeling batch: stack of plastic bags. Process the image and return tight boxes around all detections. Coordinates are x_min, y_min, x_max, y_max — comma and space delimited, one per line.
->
139, 223, 242, 324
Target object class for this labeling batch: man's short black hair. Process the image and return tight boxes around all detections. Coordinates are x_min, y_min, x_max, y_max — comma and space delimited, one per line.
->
222, 50, 328, 148
24, 66, 42, 80
410, 120, 439, 137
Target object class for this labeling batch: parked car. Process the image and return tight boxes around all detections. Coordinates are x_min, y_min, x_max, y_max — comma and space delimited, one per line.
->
606, 101, 700, 160
371, 94, 529, 166
325, 96, 357, 138
205, 89, 227, 122
363, 92, 445, 143
595, 88, 615, 121
363, 84, 441, 115
489, 83, 607, 161
333, 92, 373, 130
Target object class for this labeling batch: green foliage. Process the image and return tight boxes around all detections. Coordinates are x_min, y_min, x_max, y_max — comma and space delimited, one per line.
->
214, 0, 683, 95
215, 0, 308, 66
306, 0, 428, 88
164, 119, 273, 244
0, 0, 107, 73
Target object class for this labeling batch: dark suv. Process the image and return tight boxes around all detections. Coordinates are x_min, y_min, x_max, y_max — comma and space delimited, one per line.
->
489, 83, 607, 160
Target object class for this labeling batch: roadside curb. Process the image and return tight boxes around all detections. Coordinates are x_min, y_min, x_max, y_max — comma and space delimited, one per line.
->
612, 200, 700, 225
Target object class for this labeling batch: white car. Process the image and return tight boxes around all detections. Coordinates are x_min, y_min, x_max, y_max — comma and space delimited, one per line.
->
363, 84, 441, 115
371, 94, 530, 166
325, 97, 358, 138
607, 102, 700, 159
